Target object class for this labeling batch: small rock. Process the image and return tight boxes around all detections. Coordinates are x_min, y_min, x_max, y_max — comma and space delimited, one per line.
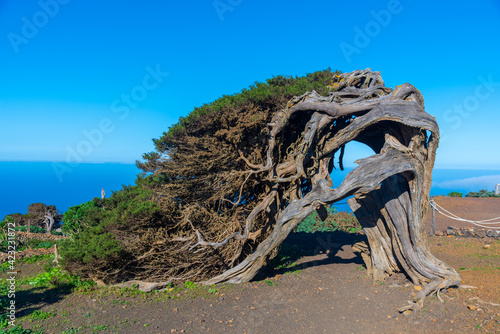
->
435, 230, 444, 236
467, 304, 478, 311
483, 244, 491, 249
389, 284, 401, 288
464, 229, 474, 238
447, 227, 455, 235
173, 308, 178, 312
487, 230, 497, 237
475, 229, 486, 238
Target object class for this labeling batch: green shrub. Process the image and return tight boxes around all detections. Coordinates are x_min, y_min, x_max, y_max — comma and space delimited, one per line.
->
447, 191, 463, 197
62, 200, 102, 236
59, 185, 162, 278
14, 225, 46, 233
465, 189, 500, 198
61, 69, 346, 282
28, 239, 55, 249
294, 207, 361, 233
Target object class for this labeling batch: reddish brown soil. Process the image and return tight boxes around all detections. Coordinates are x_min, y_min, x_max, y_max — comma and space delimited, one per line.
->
7, 198, 500, 333
425, 196, 500, 233
10, 231, 500, 334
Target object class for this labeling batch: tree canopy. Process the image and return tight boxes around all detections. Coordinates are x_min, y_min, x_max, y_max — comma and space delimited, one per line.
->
60, 68, 460, 311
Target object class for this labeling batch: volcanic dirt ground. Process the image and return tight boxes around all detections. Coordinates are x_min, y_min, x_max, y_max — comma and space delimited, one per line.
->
9, 197, 500, 333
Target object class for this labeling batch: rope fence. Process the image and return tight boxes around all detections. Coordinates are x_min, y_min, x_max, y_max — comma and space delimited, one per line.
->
430, 200, 500, 231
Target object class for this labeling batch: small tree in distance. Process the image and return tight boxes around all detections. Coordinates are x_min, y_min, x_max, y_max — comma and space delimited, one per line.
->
26, 203, 63, 234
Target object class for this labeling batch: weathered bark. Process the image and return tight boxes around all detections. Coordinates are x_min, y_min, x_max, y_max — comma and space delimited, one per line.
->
200, 69, 460, 310
44, 214, 55, 234
95, 69, 459, 311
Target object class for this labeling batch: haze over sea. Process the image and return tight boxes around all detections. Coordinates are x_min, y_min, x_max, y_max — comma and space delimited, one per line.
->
1, 161, 499, 220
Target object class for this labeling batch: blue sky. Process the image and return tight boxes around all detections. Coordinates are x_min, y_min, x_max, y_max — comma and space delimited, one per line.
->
1, 0, 500, 169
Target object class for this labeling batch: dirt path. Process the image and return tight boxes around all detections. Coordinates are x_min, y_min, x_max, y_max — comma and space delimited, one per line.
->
14, 232, 500, 333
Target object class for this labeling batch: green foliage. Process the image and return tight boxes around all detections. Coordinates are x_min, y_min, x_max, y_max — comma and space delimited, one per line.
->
13, 225, 46, 233
158, 69, 339, 140
92, 325, 109, 331
59, 185, 162, 276
184, 281, 196, 289
295, 206, 338, 233
264, 279, 277, 286
28, 239, 55, 249
0, 216, 14, 242
28, 267, 66, 287
465, 189, 500, 198
0, 261, 11, 273
62, 200, 102, 236
62, 328, 84, 334
294, 207, 361, 234
29, 310, 56, 321
22, 254, 53, 264
20, 264, 95, 292
59, 228, 121, 265
0, 326, 43, 333
61, 69, 345, 282
447, 191, 463, 197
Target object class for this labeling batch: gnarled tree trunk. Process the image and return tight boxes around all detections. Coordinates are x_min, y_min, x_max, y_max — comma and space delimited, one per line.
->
84, 69, 459, 311
199, 69, 460, 310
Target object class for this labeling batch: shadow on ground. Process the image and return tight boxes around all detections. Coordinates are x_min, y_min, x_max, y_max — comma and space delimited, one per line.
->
10, 283, 74, 318
254, 231, 367, 281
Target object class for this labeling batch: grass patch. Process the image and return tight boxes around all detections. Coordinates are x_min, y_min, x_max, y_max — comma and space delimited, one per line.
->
1, 327, 44, 333
62, 328, 84, 334
265, 279, 277, 286
29, 310, 56, 321
92, 324, 109, 331
22, 254, 53, 264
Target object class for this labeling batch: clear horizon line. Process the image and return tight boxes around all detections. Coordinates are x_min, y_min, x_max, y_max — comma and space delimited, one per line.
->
0, 159, 139, 165
1, 160, 499, 171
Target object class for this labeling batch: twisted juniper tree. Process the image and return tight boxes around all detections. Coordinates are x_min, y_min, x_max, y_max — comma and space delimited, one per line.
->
62, 69, 460, 310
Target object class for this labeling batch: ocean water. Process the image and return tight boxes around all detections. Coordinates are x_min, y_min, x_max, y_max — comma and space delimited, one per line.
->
1, 162, 499, 219
0, 161, 141, 220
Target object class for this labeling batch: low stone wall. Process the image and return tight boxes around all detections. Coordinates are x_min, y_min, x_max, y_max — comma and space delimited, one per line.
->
14, 231, 68, 244
0, 246, 56, 263
433, 226, 500, 238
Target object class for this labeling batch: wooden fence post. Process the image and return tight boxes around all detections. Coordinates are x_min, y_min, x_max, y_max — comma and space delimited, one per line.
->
430, 200, 436, 236
27, 219, 31, 247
